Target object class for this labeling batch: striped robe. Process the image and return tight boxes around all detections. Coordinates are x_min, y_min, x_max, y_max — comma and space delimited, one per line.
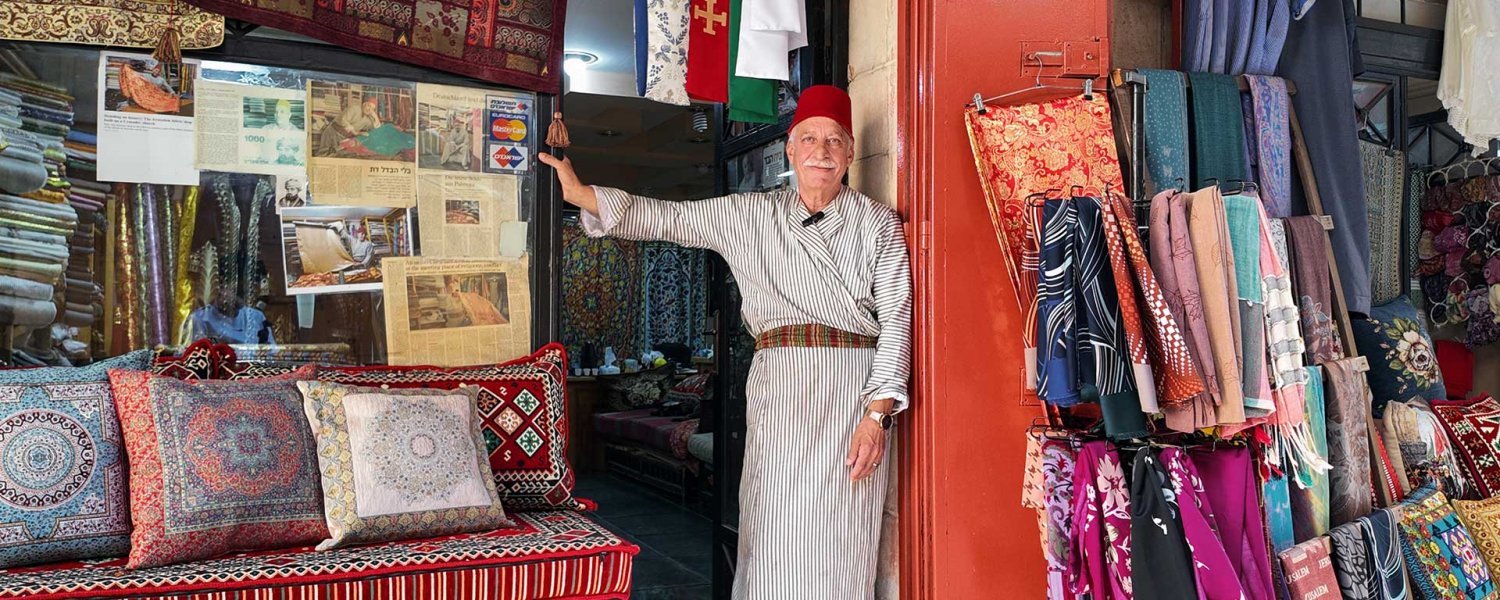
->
583, 185, 912, 599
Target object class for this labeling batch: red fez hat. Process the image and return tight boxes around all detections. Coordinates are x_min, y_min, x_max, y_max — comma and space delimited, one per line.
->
790, 85, 853, 138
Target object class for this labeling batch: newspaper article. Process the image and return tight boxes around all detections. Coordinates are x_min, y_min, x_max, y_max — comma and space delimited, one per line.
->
279, 206, 413, 295
97, 51, 202, 185
415, 172, 518, 258
306, 80, 416, 206
382, 257, 532, 366
194, 80, 308, 175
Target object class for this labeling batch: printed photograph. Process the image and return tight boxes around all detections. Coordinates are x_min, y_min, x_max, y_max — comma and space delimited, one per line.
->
406, 272, 510, 330
243, 97, 306, 167
103, 56, 197, 116
417, 102, 481, 172
279, 206, 413, 294
307, 81, 416, 161
445, 200, 481, 224
274, 174, 308, 207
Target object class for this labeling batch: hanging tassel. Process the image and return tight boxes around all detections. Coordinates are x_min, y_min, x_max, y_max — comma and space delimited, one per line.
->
151, 6, 184, 93
546, 111, 571, 149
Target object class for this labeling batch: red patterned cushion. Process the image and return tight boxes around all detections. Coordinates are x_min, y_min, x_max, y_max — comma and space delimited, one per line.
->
150, 339, 230, 381
319, 344, 585, 511
107, 366, 327, 568
1432, 396, 1500, 499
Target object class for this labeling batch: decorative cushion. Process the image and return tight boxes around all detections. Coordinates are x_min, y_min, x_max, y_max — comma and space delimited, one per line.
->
1455, 495, 1500, 584
1280, 537, 1339, 600
297, 381, 509, 550
1432, 396, 1500, 499
1353, 297, 1446, 418
664, 373, 711, 415
150, 339, 230, 381
1437, 340, 1476, 400
1398, 483, 1498, 600
0, 350, 150, 568
314, 343, 585, 511
109, 366, 327, 569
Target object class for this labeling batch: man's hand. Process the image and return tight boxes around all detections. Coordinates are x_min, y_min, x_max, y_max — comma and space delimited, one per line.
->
846, 417, 887, 481
537, 153, 600, 215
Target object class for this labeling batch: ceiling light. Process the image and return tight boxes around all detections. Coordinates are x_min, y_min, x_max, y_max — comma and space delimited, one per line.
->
563, 51, 598, 77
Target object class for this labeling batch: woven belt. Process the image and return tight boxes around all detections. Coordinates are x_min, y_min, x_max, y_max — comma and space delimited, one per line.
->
755, 324, 877, 351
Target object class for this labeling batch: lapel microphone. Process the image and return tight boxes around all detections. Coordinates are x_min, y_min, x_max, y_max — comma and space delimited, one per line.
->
801, 211, 826, 227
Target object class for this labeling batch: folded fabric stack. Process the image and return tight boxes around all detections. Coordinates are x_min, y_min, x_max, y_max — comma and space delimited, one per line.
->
63, 130, 105, 335
0, 88, 48, 195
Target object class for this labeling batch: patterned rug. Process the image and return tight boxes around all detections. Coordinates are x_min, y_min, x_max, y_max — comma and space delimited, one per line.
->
562, 223, 642, 360
1431, 396, 1500, 499
0, 0, 223, 49
182, 0, 566, 92
640, 243, 707, 351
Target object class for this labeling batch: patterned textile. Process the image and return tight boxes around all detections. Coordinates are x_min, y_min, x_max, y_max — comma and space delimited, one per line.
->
1280, 537, 1339, 600
181, 0, 566, 92
663, 372, 711, 414
1431, 396, 1500, 499
1257, 200, 1309, 413
1362, 508, 1413, 600
592, 408, 691, 453
225, 344, 358, 367
1399, 484, 1498, 600
1139, 70, 1190, 198
634, 0, 690, 106
1099, 195, 1156, 412
1161, 447, 1250, 598
297, 381, 509, 550
1456, 495, 1500, 583
964, 95, 1125, 368
109, 367, 326, 569
1187, 72, 1250, 188
1035, 199, 1080, 406
1243, 75, 1293, 218
1105, 193, 1205, 406
1331, 521, 1378, 599
317, 344, 585, 512
1073, 199, 1144, 438
1286, 216, 1346, 364
1324, 357, 1376, 528
1364, 142, 1410, 304
1029, 438, 1076, 600
1187, 185, 1246, 425
561, 223, 642, 360
1156, 190, 1220, 432
1291, 365, 1331, 543
1354, 297, 1445, 418
1067, 441, 1132, 600
1128, 448, 1196, 599
151, 338, 227, 381
0, 510, 637, 600
1224, 192, 1273, 417
640, 243, 707, 352
0, 0, 223, 49
0, 351, 147, 568
1266, 473, 1296, 552
755, 324, 877, 350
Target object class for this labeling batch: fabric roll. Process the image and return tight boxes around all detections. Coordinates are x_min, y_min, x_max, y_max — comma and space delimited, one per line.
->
1225, 193, 1274, 418
0, 292, 55, 325
62, 308, 92, 327
1162, 447, 1249, 599
1187, 186, 1246, 424
1323, 357, 1375, 528
1244, 76, 1293, 217
1359, 509, 1411, 600
1129, 447, 1197, 600
1141, 70, 1191, 198
1362, 141, 1408, 305
1035, 199, 1080, 406
0, 234, 69, 263
1075, 199, 1146, 438
1285, 216, 1346, 364
1107, 193, 1205, 406
1329, 521, 1378, 599
0, 154, 46, 194
0, 255, 61, 283
1099, 196, 1157, 412
1191, 446, 1276, 599
0, 273, 52, 301
139, 185, 170, 346
1188, 72, 1251, 188
173, 187, 199, 343
1067, 442, 1133, 600
115, 191, 139, 352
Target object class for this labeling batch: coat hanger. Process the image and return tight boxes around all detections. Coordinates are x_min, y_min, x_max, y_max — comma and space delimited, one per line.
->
969, 54, 1096, 115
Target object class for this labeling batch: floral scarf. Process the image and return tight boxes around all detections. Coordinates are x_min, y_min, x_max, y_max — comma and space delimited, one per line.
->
1070, 441, 1134, 599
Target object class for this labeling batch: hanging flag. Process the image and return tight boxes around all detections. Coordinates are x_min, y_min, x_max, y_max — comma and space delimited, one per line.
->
635, 0, 691, 105
728, 0, 776, 123
685, 0, 730, 102
735, 0, 806, 80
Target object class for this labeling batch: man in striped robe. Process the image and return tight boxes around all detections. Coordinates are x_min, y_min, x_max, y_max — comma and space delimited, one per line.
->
539, 85, 911, 598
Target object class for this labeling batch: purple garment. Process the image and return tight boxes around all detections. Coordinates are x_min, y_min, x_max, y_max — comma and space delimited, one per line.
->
1211, 0, 1232, 73
1041, 440, 1076, 600
1191, 447, 1277, 600
1252, 0, 1292, 74
1228, 0, 1257, 74
1163, 448, 1247, 600
1244, 76, 1293, 218
1069, 442, 1134, 600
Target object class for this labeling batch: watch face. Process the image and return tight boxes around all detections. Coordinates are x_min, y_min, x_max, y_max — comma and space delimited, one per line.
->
879, 415, 894, 430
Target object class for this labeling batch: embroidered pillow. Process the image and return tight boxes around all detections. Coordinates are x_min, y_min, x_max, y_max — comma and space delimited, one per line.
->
665, 373, 712, 415
314, 343, 585, 511
1455, 495, 1500, 583
109, 366, 326, 569
1280, 537, 1339, 600
150, 338, 230, 381
0, 350, 150, 568
1398, 484, 1498, 600
297, 381, 509, 549
1431, 396, 1500, 499
1353, 297, 1446, 418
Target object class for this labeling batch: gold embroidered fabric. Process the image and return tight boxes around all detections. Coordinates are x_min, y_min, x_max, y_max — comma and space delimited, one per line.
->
0, 0, 223, 50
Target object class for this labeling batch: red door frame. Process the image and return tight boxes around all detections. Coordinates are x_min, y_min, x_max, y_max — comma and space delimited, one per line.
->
895, 0, 1112, 597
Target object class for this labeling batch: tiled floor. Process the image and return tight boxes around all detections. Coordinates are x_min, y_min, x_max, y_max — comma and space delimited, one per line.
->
575, 474, 714, 599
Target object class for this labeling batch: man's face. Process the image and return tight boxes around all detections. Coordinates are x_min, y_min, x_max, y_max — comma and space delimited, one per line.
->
275, 102, 292, 126
285, 179, 302, 195
786, 117, 853, 191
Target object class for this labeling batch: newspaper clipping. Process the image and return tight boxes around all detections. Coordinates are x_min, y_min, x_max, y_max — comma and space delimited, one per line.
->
415, 172, 518, 257
416, 84, 486, 173
382, 257, 532, 366
279, 206, 413, 295
194, 80, 307, 175
307, 80, 416, 206
97, 51, 201, 185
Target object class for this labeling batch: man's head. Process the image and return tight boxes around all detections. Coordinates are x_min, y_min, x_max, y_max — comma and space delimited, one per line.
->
786, 85, 854, 196
283, 178, 303, 195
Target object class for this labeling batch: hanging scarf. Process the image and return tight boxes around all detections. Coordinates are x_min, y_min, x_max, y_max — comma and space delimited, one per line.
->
1285, 216, 1346, 364
1225, 192, 1275, 419
1157, 191, 1222, 432
1244, 76, 1293, 217
1259, 204, 1310, 400
1188, 72, 1250, 188
1129, 448, 1197, 600
1329, 521, 1378, 599
1140, 70, 1191, 198
1359, 509, 1411, 600
1187, 186, 1247, 425
1191, 446, 1276, 599
1322, 357, 1375, 528
1362, 141, 1409, 305
1108, 193, 1206, 406
1023, 436, 1076, 600
1290, 365, 1332, 543
1035, 199, 1080, 406
1265, 470, 1297, 552
1068, 441, 1134, 600
1076, 199, 1147, 438
1162, 447, 1248, 599
1100, 196, 1157, 412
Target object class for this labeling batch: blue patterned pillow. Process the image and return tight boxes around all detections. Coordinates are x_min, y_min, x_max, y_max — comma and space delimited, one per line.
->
1354, 297, 1445, 418
0, 350, 151, 567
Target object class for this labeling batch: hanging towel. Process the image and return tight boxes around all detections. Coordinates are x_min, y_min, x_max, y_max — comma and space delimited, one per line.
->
735, 0, 806, 80
635, 0, 691, 106
1035, 199, 1080, 406
1244, 76, 1293, 217
1100, 196, 1158, 412
1259, 206, 1310, 396
1129, 448, 1197, 600
1162, 447, 1249, 599
1322, 357, 1375, 528
1140, 70, 1191, 198
1188, 72, 1251, 189
1191, 446, 1277, 599
1284, 216, 1346, 364
726, 0, 777, 123
1186, 186, 1246, 425
1225, 192, 1275, 418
